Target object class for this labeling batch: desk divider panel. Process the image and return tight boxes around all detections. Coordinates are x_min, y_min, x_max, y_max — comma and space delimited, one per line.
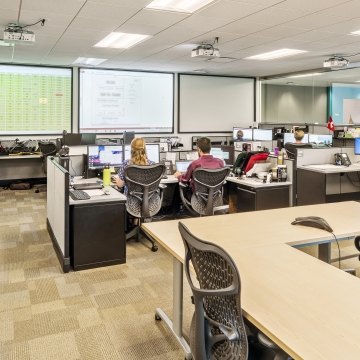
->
47, 157, 70, 272
296, 147, 341, 167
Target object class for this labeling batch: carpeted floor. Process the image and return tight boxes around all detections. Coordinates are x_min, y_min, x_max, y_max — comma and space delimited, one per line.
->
0, 188, 192, 360
1, 189, 359, 359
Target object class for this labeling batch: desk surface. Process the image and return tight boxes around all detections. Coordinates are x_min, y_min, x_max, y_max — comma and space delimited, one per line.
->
142, 201, 360, 360
298, 163, 360, 173
227, 176, 291, 188
0, 154, 42, 159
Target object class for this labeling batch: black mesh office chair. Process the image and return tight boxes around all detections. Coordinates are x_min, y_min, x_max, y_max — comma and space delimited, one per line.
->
284, 143, 312, 159
179, 222, 291, 360
179, 221, 248, 360
124, 164, 166, 252
179, 167, 230, 216
38, 141, 57, 174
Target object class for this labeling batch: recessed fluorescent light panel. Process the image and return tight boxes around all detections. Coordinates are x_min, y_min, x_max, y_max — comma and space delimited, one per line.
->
73, 57, 107, 66
94, 32, 150, 49
146, 0, 216, 13
245, 48, 307, 60
288, 72, 322, 78
349, 30, 360, 36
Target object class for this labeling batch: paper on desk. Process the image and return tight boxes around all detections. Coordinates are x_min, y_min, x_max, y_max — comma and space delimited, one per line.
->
84, 189, 105, 196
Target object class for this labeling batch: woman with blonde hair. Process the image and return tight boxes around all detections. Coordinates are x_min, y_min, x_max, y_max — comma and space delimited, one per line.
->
113, 137, 154, 189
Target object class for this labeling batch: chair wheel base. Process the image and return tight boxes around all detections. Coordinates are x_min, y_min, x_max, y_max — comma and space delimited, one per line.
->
151, 244, 158, 252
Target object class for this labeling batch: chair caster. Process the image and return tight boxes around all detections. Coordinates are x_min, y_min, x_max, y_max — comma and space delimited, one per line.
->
151, 244, 158, 252
155, 313, 161, 321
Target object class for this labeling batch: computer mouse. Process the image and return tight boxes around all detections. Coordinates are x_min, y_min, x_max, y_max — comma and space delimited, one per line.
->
162, 175, 168, 179
104, 189, 110, 195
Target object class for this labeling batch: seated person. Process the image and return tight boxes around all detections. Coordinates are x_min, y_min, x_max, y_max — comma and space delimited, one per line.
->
174, 137, 224, 197
113, 137, 154, 191
284, 130, 311, 159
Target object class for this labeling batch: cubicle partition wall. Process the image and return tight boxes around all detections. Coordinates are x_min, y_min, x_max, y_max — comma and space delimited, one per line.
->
296, 147, 360, 205
47, 157, 70, 272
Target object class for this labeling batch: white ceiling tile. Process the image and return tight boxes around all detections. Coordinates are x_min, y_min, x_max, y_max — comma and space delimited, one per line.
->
20, 0, 86, 15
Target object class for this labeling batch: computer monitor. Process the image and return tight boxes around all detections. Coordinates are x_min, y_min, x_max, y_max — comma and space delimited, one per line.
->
124, 143, 160, 163
211, 145, 235, 165
87, 145, 123, 169
123, 131, 135, 145
253, 129, 273, 141
233, 127, 253, 141
145, 143, 160, 163
355, 138, 360, 155
273, 127, 286, 140
81, 133, 97, 145
308, 134, 333, 146
283, 133, 309, 144
63, 133, 82, 146
175, 160, 191, 172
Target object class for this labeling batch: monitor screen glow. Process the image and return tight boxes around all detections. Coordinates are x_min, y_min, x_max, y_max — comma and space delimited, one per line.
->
124, 143, 160, 163
88, 145, 123, 169
233, 127, 253, 141
253, 129, 273, 141
283, 133, 309, 144
355, 138, 360, 155
308, 134, 333, 146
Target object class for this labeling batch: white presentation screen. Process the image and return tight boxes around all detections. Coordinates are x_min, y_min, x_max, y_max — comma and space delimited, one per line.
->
79, 68, 173, 133
179, 74, 255, 133
0, 65, 72, 135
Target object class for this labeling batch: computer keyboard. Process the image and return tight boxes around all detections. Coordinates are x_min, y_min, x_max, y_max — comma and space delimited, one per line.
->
73, 182, 102, 190
69, 189, 91, 200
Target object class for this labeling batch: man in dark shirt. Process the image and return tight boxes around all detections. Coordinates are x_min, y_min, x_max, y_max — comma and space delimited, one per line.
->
174, 137, 224, 192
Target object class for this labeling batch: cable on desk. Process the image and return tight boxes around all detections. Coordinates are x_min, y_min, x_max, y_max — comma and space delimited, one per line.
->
345, 172, 360, 188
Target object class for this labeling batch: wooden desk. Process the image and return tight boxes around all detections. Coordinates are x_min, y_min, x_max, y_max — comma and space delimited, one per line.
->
142, 202, 360, 360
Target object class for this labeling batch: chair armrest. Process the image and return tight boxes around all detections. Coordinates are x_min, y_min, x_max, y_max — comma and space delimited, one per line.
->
179, 182, 187, 188
159, 183, 167, 190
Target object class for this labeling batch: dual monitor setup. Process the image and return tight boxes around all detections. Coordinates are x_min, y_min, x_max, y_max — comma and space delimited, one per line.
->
233, 127, 333, 146
62, 131, 135, 147
87, 144, 160, 170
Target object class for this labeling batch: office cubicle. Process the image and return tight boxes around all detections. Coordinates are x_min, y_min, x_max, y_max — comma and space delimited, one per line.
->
47, 157, 70, 272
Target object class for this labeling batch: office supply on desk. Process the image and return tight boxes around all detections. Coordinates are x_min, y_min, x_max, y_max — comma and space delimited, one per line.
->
178, 222, 249, 360
73, 182, 102, 190
88, 145, 123, 169
69, 189, 91, 200
334, 152, 351, 166
175, 160, 191, 172
291, 216, 333, 232
63, 133, 82, 146
124, 164, 166, 252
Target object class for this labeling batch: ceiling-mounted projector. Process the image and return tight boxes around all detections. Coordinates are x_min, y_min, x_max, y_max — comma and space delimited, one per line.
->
323, 56, 348, 68
3, 23, 35, 44
191, 44, 220, 58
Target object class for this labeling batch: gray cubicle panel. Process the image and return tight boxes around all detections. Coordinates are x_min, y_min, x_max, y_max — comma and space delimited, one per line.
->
46, 157, 70, 272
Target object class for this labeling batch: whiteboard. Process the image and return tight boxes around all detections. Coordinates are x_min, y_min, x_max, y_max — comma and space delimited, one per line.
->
179, 74, 255, 133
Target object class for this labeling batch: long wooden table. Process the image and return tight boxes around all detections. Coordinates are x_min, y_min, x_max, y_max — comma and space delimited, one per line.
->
142, 201, 360, 360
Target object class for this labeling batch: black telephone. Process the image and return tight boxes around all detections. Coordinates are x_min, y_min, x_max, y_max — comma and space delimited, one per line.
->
334, 153, 351, 166
291, 216, 333, 233
162, 160, 174, 175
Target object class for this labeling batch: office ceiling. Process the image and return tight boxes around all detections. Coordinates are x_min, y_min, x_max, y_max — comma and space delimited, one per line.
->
2, 0, 360, 77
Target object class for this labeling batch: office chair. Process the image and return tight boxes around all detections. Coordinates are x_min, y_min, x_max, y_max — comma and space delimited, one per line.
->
124, 164, 166, 252
284, 143, 312, 159
38, 141, 57, 174
179, 167, 230, 216
178, 221, 248, 360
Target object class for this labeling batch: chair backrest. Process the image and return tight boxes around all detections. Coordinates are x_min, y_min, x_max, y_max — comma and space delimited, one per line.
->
124, 164, 166, 219
191, 167, 230, 216
284, 143, 312, 159
38, 141, 57, 156
178, 222, 248, 360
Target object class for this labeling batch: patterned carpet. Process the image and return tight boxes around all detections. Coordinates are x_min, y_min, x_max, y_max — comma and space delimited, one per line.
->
0, 188, 192, 360
0, 189, 359, 360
